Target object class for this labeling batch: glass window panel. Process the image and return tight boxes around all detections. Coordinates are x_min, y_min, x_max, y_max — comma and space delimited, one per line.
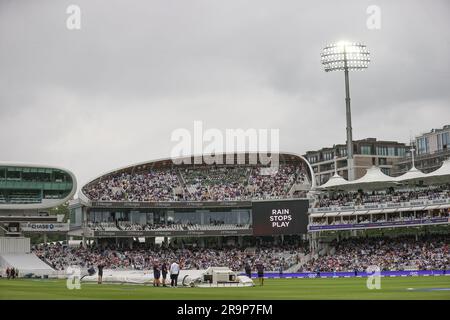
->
361, 146, 371, 155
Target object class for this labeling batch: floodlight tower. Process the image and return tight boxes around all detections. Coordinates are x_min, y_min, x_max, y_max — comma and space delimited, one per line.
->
321, 42, 370, 181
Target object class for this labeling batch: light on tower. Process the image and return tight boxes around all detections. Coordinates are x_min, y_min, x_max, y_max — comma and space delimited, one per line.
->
320, 41, 371, 181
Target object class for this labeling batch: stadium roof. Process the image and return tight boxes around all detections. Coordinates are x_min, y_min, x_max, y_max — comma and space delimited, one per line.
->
422, 158, 450, 183
394, 166, 428, 183
318, 158, 450, 191
339, 166, 396, 190
316, 173, 349, 190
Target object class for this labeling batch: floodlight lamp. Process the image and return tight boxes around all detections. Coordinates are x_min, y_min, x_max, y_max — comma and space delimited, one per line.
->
321, 42, 370, 72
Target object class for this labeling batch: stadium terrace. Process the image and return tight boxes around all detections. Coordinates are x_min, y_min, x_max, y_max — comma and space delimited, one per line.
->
308, 161, 450, 235
0, 152, 449, 284
80, 152, 312, 203
67, 152, 312, 241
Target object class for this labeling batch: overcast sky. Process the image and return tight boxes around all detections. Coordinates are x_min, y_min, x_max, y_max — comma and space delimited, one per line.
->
0, 0, 449, 190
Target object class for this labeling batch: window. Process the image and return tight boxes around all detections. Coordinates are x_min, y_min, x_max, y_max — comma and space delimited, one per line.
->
70, 209, 76, 223
173, 211, 202, 225
22, 172, 51, 182
376, 146, 388, 156
361, 146, 371, 155
130, 211, 146, 224
308, 155, 318, 164
6, 170, 21, 180
146, 212, 154, 224
443, 132, 449, 149
323, 152, 334, 161
238, 210, 251, 224
204, 211, 239, 225
397, 148, 406, 157
417, 137, 429, 155
438, 132, 449, 150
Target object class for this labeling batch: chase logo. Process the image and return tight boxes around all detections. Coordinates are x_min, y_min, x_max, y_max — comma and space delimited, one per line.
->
30, 223, 54, 230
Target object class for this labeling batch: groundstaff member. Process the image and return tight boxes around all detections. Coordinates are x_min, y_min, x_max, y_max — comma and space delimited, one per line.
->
255, 260, 264, 286
244, 261, 252, 278
170, 260, 180, 287
153, 261, 161, 287
97, 263, 104, 284
161, 262, 168, 287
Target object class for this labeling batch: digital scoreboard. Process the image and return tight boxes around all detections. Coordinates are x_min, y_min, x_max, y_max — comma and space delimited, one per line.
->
251, 199, 309, 236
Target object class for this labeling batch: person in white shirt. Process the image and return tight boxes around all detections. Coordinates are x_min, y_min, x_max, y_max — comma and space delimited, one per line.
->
170, 261, 180, 287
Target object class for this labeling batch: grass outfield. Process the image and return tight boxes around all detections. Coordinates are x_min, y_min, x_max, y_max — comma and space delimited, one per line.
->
1, 277, 449, 300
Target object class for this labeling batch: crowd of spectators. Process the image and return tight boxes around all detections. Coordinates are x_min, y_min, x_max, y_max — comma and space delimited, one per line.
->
87, 221, 252, 232
300, 235, 449, 272
32, 235, 449, 274
316, 184, 450, 208
182, 166, 251, 201
83, 170, 186, 202
248, 165, 298, 200
32, 243, 308, 273
82, 163, 310, 202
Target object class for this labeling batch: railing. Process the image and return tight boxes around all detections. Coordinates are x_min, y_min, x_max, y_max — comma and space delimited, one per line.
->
84, 222, 252, 232
309, 197, 450, 213
242, 270, 450, 278
308, 216, 450, 232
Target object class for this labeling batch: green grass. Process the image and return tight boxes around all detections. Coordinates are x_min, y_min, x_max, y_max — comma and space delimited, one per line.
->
1, 277, 449, 300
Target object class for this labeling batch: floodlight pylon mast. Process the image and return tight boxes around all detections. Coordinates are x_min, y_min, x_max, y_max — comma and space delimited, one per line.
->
321, 42, 370, 181
343, 46, 355, 181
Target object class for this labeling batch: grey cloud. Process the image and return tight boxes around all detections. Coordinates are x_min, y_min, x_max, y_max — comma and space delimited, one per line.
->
0, 0, 449, 189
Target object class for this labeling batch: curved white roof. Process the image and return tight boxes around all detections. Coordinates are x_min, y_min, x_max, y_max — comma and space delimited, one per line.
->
331, 166, 396, 190
318, 158, 450, 191
317, 173, 349, 190
352, 166, 393, 183
422, 158, 450, 183
394, 166, 428, 183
